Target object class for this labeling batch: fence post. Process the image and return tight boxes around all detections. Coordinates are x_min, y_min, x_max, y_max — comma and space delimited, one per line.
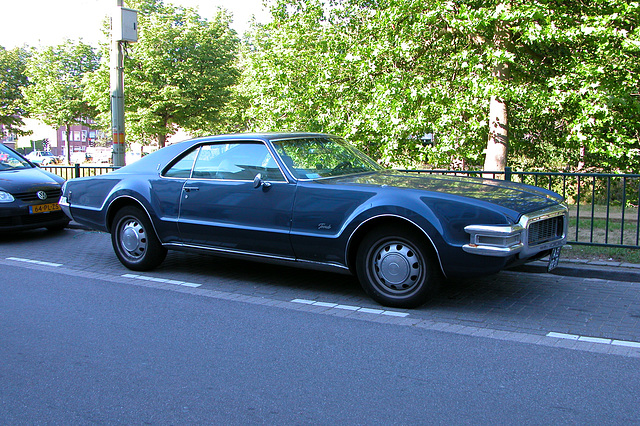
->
74, 163, 81, 179
505, 166, 512, 182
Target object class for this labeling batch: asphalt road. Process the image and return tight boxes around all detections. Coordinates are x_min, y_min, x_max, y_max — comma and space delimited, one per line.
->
1, 228, 640, 423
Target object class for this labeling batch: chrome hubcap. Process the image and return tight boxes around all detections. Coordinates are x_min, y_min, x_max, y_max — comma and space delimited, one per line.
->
373, 242, 421, 293
120, 219, 147, 259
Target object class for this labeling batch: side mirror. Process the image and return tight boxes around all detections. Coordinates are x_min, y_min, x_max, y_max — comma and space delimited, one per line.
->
253, 173, 272, 190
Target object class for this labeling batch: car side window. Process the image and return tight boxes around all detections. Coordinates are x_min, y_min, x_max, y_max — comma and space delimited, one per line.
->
192, 143, 286, 182
164, 148, 199, 178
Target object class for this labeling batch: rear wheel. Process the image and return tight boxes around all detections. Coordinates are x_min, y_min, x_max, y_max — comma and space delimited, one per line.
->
111, 206, 167, 271
356, 226, 441, 308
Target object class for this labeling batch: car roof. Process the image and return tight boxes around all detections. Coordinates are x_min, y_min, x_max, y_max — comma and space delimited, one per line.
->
186, 132, 337, 144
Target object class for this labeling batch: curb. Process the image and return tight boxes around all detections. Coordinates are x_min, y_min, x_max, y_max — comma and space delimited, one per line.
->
511, 260, 640, 283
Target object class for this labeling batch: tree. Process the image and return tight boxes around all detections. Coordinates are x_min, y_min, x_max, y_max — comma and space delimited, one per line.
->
484, 3, 511, 172
86, 0, 241, 148
23, 40, 99, 163
0, 46, 30, 137
240, 0, 640, 171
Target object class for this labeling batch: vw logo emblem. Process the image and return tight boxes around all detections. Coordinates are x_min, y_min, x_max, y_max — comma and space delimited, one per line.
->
37, 191, 47, 200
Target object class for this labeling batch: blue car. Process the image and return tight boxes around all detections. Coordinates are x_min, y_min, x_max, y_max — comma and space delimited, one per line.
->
60, 133, 568, 308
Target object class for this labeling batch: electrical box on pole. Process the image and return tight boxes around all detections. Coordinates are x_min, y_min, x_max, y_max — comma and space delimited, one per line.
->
113, 7, 138, 42
110, 3, 138, 167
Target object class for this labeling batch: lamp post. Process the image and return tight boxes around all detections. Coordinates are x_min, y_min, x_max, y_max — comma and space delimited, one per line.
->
110, 0, 137, 167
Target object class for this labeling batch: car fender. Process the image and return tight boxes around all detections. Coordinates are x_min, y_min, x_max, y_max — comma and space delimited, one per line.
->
104, 178, 159, 229
104, 175, 185, 244
340, 189, 515, 277
64, 175, 121, 231
288, 184, 447, 270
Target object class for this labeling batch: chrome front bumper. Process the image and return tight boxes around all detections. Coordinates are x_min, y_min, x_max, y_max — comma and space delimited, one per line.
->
462, 205, 568, 258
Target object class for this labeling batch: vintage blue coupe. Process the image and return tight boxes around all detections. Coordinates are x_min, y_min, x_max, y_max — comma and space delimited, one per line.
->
60, 133, 568, 308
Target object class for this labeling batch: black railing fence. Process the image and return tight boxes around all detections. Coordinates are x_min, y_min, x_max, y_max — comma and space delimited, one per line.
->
43, 164, 640, 249
400, 167, 640, 250
43, 164, 118, 180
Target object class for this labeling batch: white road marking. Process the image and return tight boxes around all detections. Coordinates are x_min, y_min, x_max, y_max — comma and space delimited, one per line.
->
291, 298, 410, 317
547, 331, 640, 348
121, 273, 202, 288
6, 257, 63, 267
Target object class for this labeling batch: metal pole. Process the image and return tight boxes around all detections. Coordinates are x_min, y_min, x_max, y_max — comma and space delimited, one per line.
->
110, 0, 126, 167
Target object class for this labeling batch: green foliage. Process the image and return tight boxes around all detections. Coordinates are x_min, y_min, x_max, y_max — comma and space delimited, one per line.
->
85, 0, 241, 147
237, 0, 640, 170
22, 40, 99, 131
0, 46, 30, 136
507, 0, 640, 172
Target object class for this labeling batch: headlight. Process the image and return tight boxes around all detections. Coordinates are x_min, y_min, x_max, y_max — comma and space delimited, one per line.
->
0, 191, 15, 203
462, 223, 524, 257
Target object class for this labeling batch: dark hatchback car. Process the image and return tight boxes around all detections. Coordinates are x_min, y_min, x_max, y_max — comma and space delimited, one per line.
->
0, 143, 69, 232
60, 133, 568, 308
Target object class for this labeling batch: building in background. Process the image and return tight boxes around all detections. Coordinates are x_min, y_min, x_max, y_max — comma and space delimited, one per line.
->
57, 120, 107, 160
4, 119, 57, 154
2, 118, 105, 161
0, 125, 18, 150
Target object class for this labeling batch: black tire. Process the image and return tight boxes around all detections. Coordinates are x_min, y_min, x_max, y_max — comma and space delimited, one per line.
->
356, 226, 441, 308
111, 206, 167, 271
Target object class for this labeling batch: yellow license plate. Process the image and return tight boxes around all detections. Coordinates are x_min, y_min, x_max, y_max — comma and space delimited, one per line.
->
30, 203, 62, 214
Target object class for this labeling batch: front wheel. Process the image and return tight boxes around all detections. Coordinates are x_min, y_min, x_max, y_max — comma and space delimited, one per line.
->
356, 227, 441, 308
111, 206, 167, 271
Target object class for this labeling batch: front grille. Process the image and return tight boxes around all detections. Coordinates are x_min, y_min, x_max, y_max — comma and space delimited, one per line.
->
12, 188, 62, 202
528, 215, 564, 246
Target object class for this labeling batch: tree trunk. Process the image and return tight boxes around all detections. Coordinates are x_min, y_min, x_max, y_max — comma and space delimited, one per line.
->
65, 123, 72, 165
483, 4, 511, 173
578, 143, 585, 171
157, 116, 170, 148
484, 96, 508, 172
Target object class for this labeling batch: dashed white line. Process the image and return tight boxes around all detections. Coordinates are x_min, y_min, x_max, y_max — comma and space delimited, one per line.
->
547, 331, 640, 348
4, 256, 637, 352
121, 273, 202, 288
291, 298, 410, 317
6, 257, 63, 267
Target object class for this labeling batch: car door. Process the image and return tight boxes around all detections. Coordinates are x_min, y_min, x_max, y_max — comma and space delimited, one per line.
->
151, 148, 200, 243
177, 141, 296, 258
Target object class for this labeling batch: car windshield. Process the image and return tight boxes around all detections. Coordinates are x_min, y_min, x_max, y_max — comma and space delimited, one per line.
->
271, 137, 382, 179
0, 145, 32, 171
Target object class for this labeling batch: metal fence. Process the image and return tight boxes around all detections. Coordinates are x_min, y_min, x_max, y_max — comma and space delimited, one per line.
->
42, 164, 118, 180
401, 167, 640, 250
43, 164, 639, 249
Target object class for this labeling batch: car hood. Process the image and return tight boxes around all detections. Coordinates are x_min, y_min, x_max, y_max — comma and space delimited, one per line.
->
330, 170, 562, 214
0, 167, 64, 192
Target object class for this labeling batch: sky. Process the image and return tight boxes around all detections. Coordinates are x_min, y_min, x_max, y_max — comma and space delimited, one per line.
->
0, 0, 271, 49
